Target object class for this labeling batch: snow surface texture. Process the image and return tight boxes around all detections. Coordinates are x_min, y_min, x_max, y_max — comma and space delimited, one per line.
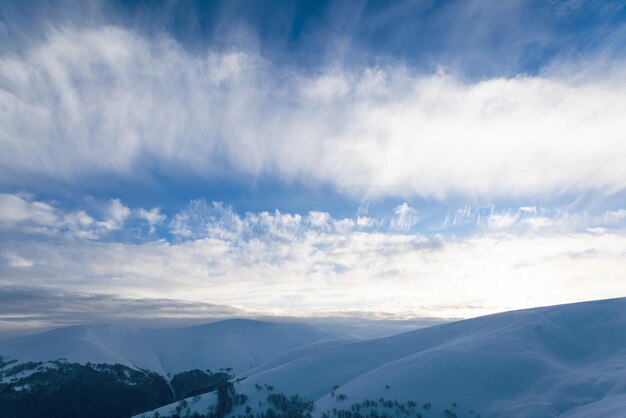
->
0, 319, 351, 375
139, 298, 626, 417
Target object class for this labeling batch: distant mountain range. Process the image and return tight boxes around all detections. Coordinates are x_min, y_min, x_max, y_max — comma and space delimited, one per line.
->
0, 319, 351, 376
2, 298, 626, 417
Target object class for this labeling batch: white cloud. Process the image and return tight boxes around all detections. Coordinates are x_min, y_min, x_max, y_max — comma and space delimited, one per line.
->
170, 200, 245, 240
482, 207, 626, 234
2, 220, 626, 319
486, 212, 519, 230
307, 211, 356, 234
301, 74, 350, 102
0, 250, 34, 268
170, 200, 359, 242
137, 207, 166, 225
356, 216, 376, 228
64, 210, 94, 228
519, 206, 537, 215
390, 203, 420, 231
98, 198, 131, 231
0, 193, 138, 239
307, 211, 332, 230
598, 209, 626, 225
2, 197, 625, 318
2, 27, 626, 199
62, 210, 97, 239
109, 198, 131, 222
0, 194, 59, 229
356, 203, 377, 228
137, 207, 166, 233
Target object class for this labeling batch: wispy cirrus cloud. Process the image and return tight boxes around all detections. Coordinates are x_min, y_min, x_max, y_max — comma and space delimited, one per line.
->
1, 25, 626, 200
446, 204, 626, 234
390, 203, 420, 231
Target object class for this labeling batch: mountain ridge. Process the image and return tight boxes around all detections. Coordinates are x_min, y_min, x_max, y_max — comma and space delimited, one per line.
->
141, 297, 626, 417
0, 319, 353, 376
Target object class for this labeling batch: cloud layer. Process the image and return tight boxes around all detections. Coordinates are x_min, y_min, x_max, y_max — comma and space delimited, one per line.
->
0, 286, 247, 339
2, 196, 625, 325
2, 26, 626, 199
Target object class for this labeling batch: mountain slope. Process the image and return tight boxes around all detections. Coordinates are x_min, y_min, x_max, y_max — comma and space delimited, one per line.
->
252, 298, 626, 417
0, 319, 352, 375
342, 296, 626, 417
144, 298, 626, 417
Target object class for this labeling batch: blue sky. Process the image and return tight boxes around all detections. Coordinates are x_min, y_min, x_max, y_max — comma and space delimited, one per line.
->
1, 0, 626, 336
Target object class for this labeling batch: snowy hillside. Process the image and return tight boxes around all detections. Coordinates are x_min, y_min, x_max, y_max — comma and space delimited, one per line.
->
141, 298, 626, 417
0, 319, 351, 375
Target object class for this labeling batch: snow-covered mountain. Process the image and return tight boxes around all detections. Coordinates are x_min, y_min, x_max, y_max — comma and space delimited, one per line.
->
4, 298, 626, 417
0, 319, 352, 375
141, 298, 626, 417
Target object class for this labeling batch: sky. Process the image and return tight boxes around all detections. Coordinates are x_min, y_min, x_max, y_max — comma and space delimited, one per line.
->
1, 0, 626, 338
